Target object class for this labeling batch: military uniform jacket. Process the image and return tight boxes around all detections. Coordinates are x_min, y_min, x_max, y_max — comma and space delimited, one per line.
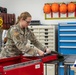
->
0, 24, 46, 57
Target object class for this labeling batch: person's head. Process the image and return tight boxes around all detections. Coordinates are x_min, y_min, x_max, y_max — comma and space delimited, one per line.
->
16, 12, 32, 28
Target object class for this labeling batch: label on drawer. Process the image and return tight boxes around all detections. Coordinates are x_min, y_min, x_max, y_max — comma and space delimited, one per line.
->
35, 64, 40, 69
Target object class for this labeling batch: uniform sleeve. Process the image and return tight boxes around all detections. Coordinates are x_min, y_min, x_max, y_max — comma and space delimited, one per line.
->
10, 28, 30, 53
27, 29, 46, 52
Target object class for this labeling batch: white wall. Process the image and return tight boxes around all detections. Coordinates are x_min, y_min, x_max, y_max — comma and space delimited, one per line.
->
0, 0, 76, 24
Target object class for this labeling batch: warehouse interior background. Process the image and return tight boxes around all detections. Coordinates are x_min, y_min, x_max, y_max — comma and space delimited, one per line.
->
0, 0, 76, 75
0, 0, 76, 24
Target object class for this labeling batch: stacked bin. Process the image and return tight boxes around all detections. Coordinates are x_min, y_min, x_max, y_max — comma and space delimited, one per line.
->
58, 22, 76, 75
28, 25, 56, 51
28, 25, 56, 75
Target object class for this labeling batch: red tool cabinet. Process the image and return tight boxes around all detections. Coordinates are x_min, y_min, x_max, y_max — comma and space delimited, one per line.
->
0, 54, 58, 75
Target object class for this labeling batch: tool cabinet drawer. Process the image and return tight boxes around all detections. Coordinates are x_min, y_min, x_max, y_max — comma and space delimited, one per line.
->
58, 23, 76, 54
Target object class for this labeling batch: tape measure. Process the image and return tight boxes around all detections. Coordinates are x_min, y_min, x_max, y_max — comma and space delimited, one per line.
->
0, 17, 3, 28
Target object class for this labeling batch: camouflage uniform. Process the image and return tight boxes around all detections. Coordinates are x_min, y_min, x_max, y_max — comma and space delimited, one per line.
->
0, 24, 46, 57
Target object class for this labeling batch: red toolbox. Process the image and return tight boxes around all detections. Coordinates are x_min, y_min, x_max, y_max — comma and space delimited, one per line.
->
0, 54, 58, 75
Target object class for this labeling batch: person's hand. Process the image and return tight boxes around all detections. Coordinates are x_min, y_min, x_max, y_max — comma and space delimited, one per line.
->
45, 48, 51, 54
37, 50, 44, 56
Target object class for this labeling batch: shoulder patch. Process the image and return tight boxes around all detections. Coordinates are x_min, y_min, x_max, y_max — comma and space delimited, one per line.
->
13, 32, 19, 36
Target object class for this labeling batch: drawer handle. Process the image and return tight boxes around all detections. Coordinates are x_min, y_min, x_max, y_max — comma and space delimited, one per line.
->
45, 29, 48, 31
45, 36, 48, 38
45, 43, 48, 45
45, 32, 48, 35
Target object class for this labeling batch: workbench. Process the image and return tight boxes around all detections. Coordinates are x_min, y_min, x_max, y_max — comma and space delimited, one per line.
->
62, 55, 76, 75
